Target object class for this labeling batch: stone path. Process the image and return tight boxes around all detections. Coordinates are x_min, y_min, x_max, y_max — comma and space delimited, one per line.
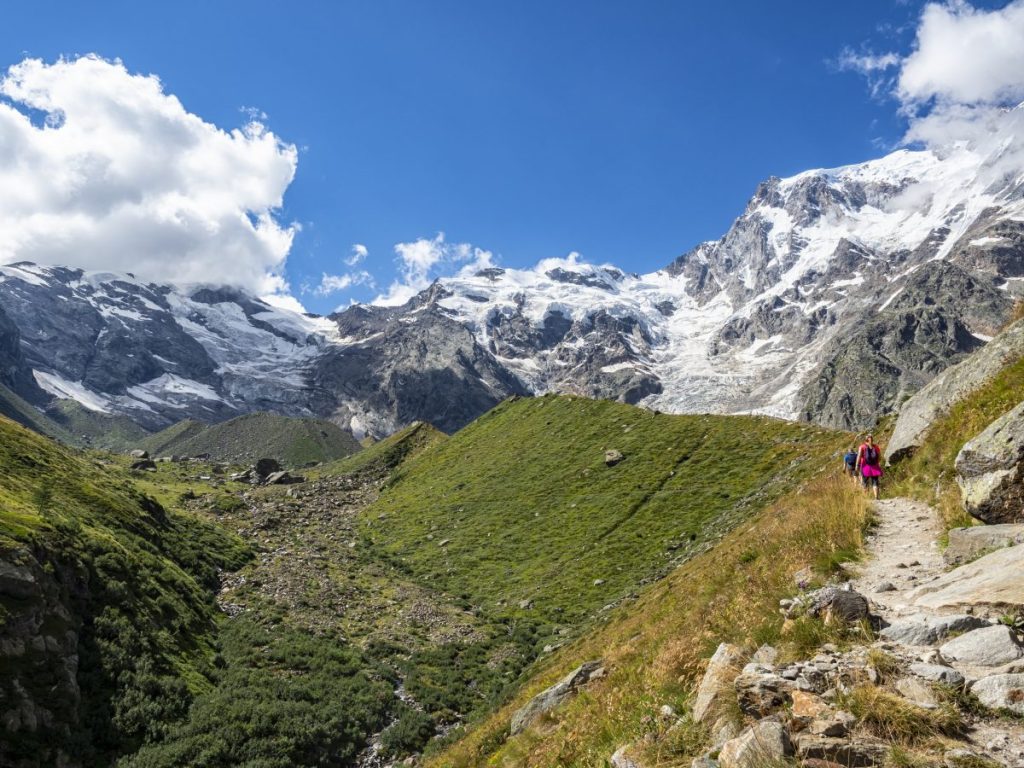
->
850, 497, 947, 619
852, 497, 1024, 766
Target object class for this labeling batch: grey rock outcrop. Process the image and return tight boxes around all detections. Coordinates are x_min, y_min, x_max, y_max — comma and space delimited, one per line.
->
971, 673, 1024, 715
944, 524, 1024, 566
956, 400, 1024, 524
939, 625, 1024, 667
0, 303, 44, 404
692, 643, 745, 724
879, 614, 990, 646
909, 535, 1024, 612
510, 660, 604, 735
887, 318, 1024, 463
718, 719, 792, 768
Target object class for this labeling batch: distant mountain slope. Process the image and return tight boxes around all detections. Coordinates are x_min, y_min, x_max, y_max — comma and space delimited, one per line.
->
139, 412, 362, 466
4, 123, 1024, 435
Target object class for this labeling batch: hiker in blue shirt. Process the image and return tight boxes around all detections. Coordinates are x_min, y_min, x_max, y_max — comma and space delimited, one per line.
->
843, 446, 858, 480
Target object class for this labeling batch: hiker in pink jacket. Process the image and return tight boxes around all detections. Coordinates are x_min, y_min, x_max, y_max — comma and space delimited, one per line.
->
856, 433, 883, 500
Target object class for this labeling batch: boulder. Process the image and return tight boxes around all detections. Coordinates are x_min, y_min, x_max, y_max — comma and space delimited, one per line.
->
886, 318, 1024, 464
794, 733, 887, 767
909, 544, 1024, 612
807, 711, 856, 738
879, 614, 990, 646
510, 660, 604, 734
956, 401, 1024, 523
791, 690, 831, 719
894, 677, 939, 709
692, 643, 745, 723
264, 470, 304, 485
254, 458, 282, 478
718, 719, 792, 768
604, 449, 625, 467
909, 663, 966, 688
129, 449, 149, 459
971, 673, 1024, 715
734, 670, 791, 717
806, 586, 870, 624
939, 625, 1024, 667
944, 523, 1024, 565
610, 745, 645, 768
130, 458, 157, 471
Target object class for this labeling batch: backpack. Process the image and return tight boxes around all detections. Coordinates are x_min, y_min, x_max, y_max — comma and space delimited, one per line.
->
844, 451, 857, 467
862, 444, 879, 466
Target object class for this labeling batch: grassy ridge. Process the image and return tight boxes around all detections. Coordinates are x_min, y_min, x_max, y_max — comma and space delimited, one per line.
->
139, 412, 362, 466
427, 474, 871, 767
0, 381, 77, 444
362, 395, 849, 627
45, 398, 152, 450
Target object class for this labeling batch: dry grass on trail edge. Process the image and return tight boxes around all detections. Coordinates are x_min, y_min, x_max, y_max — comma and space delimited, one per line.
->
426, 473, 871, 768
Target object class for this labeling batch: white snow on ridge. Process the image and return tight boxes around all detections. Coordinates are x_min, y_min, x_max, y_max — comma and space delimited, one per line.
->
33, 371, 111, 412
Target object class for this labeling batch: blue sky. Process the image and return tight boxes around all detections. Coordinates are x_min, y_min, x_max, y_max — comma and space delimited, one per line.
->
0, 1, 1014, 313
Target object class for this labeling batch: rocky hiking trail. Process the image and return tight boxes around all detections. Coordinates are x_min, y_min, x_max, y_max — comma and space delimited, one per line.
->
623, 495, 1024, 768
854, 497, 1024, 764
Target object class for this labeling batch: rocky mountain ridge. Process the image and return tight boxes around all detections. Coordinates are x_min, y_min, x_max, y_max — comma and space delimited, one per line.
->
3, 131, 1024, 437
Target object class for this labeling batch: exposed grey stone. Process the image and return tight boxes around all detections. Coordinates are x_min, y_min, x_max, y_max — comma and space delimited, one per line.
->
971, 673, 1024, 715
510, 660, 604, 734
910, 545, 1024, 612
957, 401, 1024, 524
254, 458, 281, 478
718, 719, 792, 768
604, 449, 624, 467
944, 523, 1024, 566
940, 625, 1024, 667
693, 643, 746, 724
879, 614, 990, 645
909, 663, 966, 687
887, 317, 1024, 463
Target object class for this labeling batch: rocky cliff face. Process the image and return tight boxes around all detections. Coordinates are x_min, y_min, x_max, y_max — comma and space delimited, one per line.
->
2, 129, 1024, 437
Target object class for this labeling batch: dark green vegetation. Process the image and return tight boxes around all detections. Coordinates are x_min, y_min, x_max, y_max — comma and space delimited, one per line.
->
138, 412, 362, 467
363, 394, 848, 626
0, 414, 249, 766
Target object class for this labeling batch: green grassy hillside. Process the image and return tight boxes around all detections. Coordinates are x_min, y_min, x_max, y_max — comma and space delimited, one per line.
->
0, 414, 250, 766
362, 394, 849, 628
139, 412, 362, 466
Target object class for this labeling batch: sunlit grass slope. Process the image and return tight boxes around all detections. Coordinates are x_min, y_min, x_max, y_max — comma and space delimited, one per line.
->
427, 474, 871, 767
362, 394, 849, 627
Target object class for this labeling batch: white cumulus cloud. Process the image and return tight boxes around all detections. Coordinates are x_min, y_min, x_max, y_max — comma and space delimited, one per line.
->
314, 269, 374, 296
898, 0, 1024, 108
374, 232, 495, 306
0, 55, 299, 296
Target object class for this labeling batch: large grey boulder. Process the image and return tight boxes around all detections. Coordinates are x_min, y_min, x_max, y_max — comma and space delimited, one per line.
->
510, 660, 603, 735
692, 643, 745, 724
939, 625, 1024, 668
879, 614, 990, 646
944, 523, 1024, 566
910, 541, 1024, 612
718, 719, 792, 768
909, 663, 966, 688
956, 401, 1024, 524
886, 318, 1024, 463
971, 673, 1024, 715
